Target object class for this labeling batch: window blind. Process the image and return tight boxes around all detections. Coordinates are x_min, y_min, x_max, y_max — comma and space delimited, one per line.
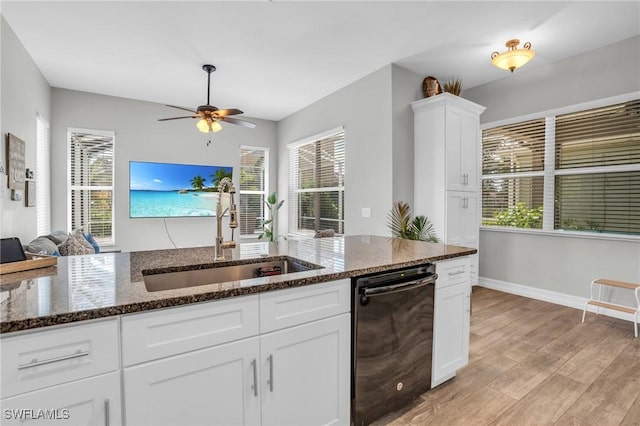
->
556, 100, 640, 169
68, 130, 114, 244
481, 119, 546, 228
289, 129, 345, 236
36, 115, 51, 236
554, 100, 640, 234
239, 147, 268, 237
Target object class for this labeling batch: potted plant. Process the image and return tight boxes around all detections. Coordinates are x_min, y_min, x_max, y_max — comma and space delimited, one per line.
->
258, 192, 286, 242
387, 201, 439, 242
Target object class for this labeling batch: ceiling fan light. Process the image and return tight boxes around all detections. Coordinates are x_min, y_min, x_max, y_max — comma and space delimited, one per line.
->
196, 119, 210, 133
210, 120, 222, 132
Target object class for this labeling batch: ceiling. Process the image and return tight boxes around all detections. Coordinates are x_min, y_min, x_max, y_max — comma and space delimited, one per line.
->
2, 1, 639, 122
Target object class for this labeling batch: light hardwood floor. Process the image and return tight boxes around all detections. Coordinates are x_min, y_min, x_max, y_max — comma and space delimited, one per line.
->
373, 287, 640, 426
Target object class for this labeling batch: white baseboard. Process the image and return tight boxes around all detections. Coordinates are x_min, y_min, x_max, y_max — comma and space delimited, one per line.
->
476, 277, 637, 324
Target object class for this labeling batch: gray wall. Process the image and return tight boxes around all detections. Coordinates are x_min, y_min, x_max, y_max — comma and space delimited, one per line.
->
277, 64, 423, 237
51, 88, 278, 252
464, 36, 640, 301
0, 17, 51, 243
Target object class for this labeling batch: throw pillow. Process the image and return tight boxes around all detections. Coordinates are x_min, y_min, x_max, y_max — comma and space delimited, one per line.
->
26, 236, 60, 256
58, 230, 95, 256
314, 229, 335, 238
46, 230, 70, 245
83, 233, 100, 253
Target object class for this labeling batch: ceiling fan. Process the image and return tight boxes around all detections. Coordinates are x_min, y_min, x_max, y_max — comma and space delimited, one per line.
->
158, 64, 256, 133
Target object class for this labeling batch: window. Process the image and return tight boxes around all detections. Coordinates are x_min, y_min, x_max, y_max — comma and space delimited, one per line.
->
288, 128, 345, 236
68, 129, 115, 245
481, 97, 640, 236
482, 119, 546, 228
36, 115, 51, 236
239, 146, 268, 237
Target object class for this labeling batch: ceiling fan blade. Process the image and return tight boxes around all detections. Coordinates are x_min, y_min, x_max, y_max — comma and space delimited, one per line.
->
158, 116, 199, 121
214, 108, 243, 117
219, 116, 256, 128
166, 104, 198, 114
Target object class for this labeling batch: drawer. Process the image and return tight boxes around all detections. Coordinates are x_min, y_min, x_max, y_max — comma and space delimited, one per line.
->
435, 257, 470, 288
260, 279, 350, 333
1, 318, 119, 399
122, 294, 259, 366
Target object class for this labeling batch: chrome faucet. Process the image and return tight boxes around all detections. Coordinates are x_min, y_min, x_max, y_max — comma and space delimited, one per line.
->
215, 177, 238, 261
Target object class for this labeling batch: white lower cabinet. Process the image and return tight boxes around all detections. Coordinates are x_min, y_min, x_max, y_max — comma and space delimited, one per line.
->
122, 280, 351, 426
124, 337, 261, 426
1, 372, 122, 426
260, 314, 350, 426
432, 258, 471, 387
0, 318, 121, 426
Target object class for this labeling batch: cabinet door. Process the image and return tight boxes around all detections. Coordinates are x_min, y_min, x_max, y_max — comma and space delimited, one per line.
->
124, 338, 261, 426
460, 111, 480, 190
446, 107, 480, 191
0, 372, 121, 426
260, 314, 350, 426
446, 191, 478, 248
445, 107, 465, 191
432, 282, 471, 387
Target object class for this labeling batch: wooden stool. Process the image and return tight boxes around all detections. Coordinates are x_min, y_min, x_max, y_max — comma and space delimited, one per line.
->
582, 278, 640, 337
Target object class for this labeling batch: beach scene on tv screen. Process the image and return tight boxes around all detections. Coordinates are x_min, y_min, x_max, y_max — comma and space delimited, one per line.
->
130, 161, 233, 218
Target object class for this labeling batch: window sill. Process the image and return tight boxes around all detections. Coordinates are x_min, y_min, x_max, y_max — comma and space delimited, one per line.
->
480, 226, 640, 243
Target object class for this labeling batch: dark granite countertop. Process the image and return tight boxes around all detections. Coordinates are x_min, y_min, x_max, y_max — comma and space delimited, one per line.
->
0, 236, 476, 334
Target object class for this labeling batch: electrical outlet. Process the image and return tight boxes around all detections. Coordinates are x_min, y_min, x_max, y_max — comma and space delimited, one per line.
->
361, 207, 371, 218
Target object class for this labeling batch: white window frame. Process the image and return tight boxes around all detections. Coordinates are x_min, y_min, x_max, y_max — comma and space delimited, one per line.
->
239, 145, 269, 239
480, 92, 640, 242
67, 127, 115, 246
287, 126, 345, 237
36, 114, 51, 237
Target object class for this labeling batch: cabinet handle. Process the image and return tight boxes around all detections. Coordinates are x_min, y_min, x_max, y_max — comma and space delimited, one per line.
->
104, 399, 110, 426
251, 358, 258, 397
462, 173, 468, 185
18, 349, 89, 370
267, 354, 274, 392
448, 270, 465, 276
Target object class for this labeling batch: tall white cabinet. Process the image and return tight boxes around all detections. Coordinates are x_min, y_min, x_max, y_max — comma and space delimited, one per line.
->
411, 93, 485, 283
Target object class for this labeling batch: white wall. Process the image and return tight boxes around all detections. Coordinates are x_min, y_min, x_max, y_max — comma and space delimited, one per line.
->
391, 64, 423, 207
51, 88, 277, 252
0, 17, 51, 243
464, 36, 640, 301
277, 64, 423, 237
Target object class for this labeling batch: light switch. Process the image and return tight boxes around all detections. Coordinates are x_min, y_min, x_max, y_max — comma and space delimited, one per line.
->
361, 207, 371, 218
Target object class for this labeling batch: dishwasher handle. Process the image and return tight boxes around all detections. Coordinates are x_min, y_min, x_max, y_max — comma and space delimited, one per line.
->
360, 273, 437, 305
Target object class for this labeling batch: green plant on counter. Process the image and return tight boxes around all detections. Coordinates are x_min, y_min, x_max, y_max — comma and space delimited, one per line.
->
387, 201, 440, 242
493, 203, 543, 228
259, 192, 286, 242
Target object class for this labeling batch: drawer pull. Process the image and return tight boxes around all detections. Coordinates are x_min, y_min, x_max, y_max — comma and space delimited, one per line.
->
267, 354, 274, 392
18, 349, 90, 370
104, 399, 110, 426
251, 358, 258, 397
448, 270, 466, 276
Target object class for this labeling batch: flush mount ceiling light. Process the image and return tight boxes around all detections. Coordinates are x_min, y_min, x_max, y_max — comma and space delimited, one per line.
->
159, 64, 256, 133
491, 39, 535, 73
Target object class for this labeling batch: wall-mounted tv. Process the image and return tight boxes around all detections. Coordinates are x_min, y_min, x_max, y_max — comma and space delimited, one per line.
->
129, 161, 233, 218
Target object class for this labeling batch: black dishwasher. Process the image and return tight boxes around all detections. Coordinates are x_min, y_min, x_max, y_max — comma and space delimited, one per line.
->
351, 264, 437, 426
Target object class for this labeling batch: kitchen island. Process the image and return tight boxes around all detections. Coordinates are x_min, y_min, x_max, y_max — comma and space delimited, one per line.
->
1, 236, 475, 426
1, 235, 474, 333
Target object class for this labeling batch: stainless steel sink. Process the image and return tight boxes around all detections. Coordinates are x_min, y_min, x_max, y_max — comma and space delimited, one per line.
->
142, 257, 322, 292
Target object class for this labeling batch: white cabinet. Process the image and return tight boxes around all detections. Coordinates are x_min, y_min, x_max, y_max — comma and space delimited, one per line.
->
1, 372, 122, 426
260, 314, 350, 426
0, 319, 121, 425
412, 93, 485, 283
432, 257, 471, 387
122, 280, 351, 426
124, 337, 261, 426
